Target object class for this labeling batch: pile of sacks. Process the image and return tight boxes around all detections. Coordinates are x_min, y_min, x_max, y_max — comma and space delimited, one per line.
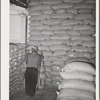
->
9, 44, 26, 95
57, 58, 96, 100
27, 0, 96, 87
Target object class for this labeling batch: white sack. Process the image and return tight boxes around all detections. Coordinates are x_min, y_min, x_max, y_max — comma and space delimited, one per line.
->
63, 62, 95, 75
51, 3, 73, 9
49, 45, 70, 51
50, 34, 70, 40
53, 50, 67, 56
59, 88, 94, 100
51, 13, 73, 19
59, 80, 95, 92
63, 0, 83, 3
60, 71, 94, 81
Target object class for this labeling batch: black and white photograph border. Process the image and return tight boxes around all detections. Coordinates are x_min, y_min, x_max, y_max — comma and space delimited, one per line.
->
1, 0, 100, 100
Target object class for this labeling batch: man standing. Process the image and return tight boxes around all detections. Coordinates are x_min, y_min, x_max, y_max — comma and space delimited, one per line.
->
25, 46, 44, 97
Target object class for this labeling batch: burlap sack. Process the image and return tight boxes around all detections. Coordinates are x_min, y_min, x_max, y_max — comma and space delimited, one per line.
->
59, 80, 95, 92
41, 19, 61, 25
29, 10, 42, 16
52, 60, 65, 67
53, 50, 67, 56
81, 36, 94, 41
74, 14, 94, 19
61, 19, 83, 25
59, 88, 94, 100
84, 19, 95, 25
41, 30, 54, 35
52, 65, 62, 72
28, 35, 50, 41
29, 25, 51, 31
63, 0, 83, 3
51, 3, 73, 9
60, 71, 94, 81
28, 5, 51, 12
83, 41, 95, 47
29, 15, 50, 21
27, 40, 40, 46
28, 30, 41, 35
67, 30, 81, 35
63, 61, 95, 75
29, 21, 43, 26
55, 9, 66, 14
41, 40, 62, 46
41, 0, 62, 4
43, 51, 53, 57
67, 8, 77, 14
78, 9, 92, 14
51, 13, 73, 19
42, 9, 54, 15
72, 25, 95, 31
50, 34, 70, 40
49, 45, 70, 51
74, 3, 95, 9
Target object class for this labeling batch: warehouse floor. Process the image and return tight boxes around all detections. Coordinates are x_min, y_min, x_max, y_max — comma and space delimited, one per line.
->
10, 87, 57, 100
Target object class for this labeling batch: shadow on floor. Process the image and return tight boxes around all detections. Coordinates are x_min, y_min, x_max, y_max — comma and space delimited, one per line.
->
10, 87, 58, 100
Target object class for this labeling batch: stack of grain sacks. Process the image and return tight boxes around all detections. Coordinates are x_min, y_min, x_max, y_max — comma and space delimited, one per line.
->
57, 58, 95, 100
9, 44, 26, 95
27, 0, 96, 87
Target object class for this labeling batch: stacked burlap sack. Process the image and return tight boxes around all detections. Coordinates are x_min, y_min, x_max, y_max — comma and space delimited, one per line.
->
27, 0, 96, 87
57, 58, 95, 100
9, 44, 26, 95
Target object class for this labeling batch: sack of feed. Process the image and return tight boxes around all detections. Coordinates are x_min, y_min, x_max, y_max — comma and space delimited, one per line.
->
52, 60, 65, 67
41, 40, 62, 46
60, 71, 94, 81
41, 0, 62, 4
73, 3, 95, 9
84, 19, 95, 25
72, 25, 95, 31
41, 30, 54, 35
51, 25, 72, 30
27, 40, 40, 46
28, 5, 51, 12
81, 36, 94, 41
67, 30, 81, 35
67, 8, 77, 14
42, 9, 54, 15
63, 0, 83, 3
63, 61, 95, 75
51, 13, 73, 19
78, 9, 92, 14
83, 41, 95, 47
80, 30, 94, 35
59, 88, 94, 100
61, 19, 83, 25
50, 34, 70, 40
41, 19, 61, 25
74, 14, 94, 19
29, 21, 43, 26
53, 50, 67, 56
29, 10, 42, 16
28, 35, 50, 41
29, 15, 50, 21
49, 45, 70, 51
29, 25, 51, 31
28, 30, 41, 35
54, 30, 68, 35
52, 65, 62, 72
55, 9, 66, 14
58, 79, 95, 92
43, 51, 53, 57
51, 3, 73, 10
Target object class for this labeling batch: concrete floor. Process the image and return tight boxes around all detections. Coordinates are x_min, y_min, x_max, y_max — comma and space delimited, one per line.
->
10, 87, 58, 100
